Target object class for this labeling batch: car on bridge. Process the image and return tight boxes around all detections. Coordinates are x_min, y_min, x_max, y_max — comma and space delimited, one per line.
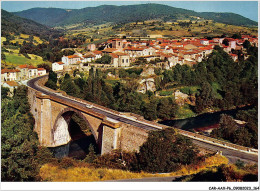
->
85, 104, 93, 108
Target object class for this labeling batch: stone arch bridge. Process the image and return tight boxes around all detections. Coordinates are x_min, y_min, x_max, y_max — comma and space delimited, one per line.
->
27, 76, 258, 160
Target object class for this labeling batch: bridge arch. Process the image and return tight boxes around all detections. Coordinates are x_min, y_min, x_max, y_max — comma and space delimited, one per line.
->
52, 107, 100, 147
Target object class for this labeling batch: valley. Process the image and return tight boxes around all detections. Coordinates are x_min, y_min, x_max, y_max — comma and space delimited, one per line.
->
1, 2, 258, 186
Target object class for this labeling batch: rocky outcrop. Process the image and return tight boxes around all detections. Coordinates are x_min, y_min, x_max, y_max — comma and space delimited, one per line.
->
137, 78, 156, 94
140, 67, 155, 77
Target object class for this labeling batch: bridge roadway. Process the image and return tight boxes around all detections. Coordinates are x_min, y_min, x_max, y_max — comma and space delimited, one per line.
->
27, 76, 161, 131
27, 76, 258, 163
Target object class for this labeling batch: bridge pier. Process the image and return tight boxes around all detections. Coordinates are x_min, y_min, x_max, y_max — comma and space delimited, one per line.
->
101, 118, 122, 154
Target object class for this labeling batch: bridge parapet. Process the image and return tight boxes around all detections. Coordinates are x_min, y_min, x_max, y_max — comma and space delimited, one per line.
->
178, 129, 258, 154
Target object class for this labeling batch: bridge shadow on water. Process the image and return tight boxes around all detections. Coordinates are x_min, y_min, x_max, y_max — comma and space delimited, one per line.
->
50, 118, 99, 160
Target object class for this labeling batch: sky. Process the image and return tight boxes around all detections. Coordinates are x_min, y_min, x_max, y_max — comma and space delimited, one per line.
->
1, 1, 258, 22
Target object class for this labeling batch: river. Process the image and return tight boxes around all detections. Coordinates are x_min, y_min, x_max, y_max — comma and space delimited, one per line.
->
159, 105, 253, 132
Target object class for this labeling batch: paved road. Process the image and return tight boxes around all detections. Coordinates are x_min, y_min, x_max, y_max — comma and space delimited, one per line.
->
192, 139, 258, 163
27, 76, 258, 163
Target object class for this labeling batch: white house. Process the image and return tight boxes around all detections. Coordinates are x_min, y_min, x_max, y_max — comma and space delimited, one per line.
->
82, 54, 95, 63
91, 50, 102, 60
142, 47, 156, 56
61, 55, 81, 65
1, 69, 21, 82
28, 66, 38, 78
37, 68, 47, 76
200, 39, 209, 45
52, 62, 65, 71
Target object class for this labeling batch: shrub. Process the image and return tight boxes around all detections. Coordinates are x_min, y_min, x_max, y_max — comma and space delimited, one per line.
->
137, 128, 198, 173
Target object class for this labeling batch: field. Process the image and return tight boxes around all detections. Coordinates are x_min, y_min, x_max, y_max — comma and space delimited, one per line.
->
1, 37, 6, 45
3, 52, 49, 67
9, 34, 44, 45
175, 104, 196, 119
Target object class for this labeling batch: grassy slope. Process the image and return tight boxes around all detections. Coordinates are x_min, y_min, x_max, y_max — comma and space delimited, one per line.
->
3, 52, 48, 67
40, 154, 228, 181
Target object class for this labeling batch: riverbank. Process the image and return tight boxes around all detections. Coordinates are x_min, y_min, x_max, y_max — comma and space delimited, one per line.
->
159, 104, 254, 132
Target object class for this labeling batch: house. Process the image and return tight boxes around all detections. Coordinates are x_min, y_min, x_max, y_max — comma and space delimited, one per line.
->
102, 48, 118, 54
61, 55, 81, 65
28, 66, 38, 78
116, 52, 131, 67
37, 68, 47, 76
87, 44, 96, 51
111, 39, 127, 50
142, 47, 156, 56
200, 39, 209, 45
17, 64, 29, 80
124, 47, 145, 59
109, 52, 130, 67
82, 54, 95, 63
52, 62, 65, 71
2, 81, 19, 96
1, 69, 21, 82
91, 50, 102, 60
229, 53, 238, 61
110, 53, 119, 67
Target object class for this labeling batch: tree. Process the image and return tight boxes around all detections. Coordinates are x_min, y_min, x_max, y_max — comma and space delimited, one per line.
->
1, 87, 10, 99
96, 54, 112, 64
45, 70, 58, 90
242, 40, 251, 49
137, 128, 198, 173
60, 74, 80, 97
1, 53, 6, 61
84, 144, 97, 163
37, 63, 51, 72
222, 39, 229, 46
143, 98, 158, 120
195, 82, 214, 113
1, 86, 41, 181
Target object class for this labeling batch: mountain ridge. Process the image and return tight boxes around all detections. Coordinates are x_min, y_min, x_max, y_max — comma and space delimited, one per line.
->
12, 4, 257, 27
1, 9, 62, 39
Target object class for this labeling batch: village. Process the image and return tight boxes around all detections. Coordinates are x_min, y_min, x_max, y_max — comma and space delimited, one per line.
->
51, 35, 258, 71
1, 34, 258, 95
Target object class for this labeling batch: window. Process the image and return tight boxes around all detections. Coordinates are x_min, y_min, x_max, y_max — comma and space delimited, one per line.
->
122, 59, 124, 63
126, 59, 128, 63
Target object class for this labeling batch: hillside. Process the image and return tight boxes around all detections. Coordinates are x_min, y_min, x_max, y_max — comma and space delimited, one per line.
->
199, 12, 257, 26
1, 9, 62, 40
13, 4, 257, 28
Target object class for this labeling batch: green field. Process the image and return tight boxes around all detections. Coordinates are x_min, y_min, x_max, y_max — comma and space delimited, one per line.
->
175, 104, 196, 119
3, 52, 49, 67
104, 79, 120, 86
211, 82, 223, 99
158, 90, 174, 96
180, 86, 200, 95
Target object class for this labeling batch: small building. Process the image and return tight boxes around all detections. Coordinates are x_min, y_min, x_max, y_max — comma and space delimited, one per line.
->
28, 66, 38, 78
91, 50, 102, 60
37, 68, 47, 76
2, 81, 19, 96
52, 62, 65, 71
87, 44, 96, 51
61, 55, 81, 65
1, 69, 21, 82
17, 64, 29, 80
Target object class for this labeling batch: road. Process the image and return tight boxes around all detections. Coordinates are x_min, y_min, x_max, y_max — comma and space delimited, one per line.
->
27, 76, 258, 163
192, 139, 258, 163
